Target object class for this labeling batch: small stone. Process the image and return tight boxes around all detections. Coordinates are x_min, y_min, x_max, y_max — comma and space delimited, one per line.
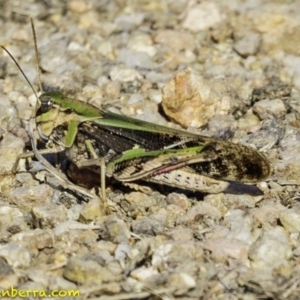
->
238, 113, 262, 131
9, 184, 54, 211
32, 203, 68, 228
147, 89, 162, 104
152, 241, 204, 269
54, 220, 100, 237
167, 227, 194, 242
109, 65, 143, 82
0, 206, 24, 232
204, 194, 228, 216
162, 69, 237, 128
54, 221, 99, 246
127, 33, 157, 57
177, 202, 222, 226
11, 229, 54, 255
98, 216, 131, 244
128, 93, 144, 105
233, 32, 261, 57
114, 13, 145, 31
203, 225, 229, 240
130, 266, 159, 281
182, 2, 224, 32
249, 227, 292, 268
0, 243, 31, 268
165, 204, 186, 228
0, 274, 18, 290
26, 266, 51, 286
67, 0, 88, 13
15, 173, 39, 187
63, 257, 117, 285
116, 49, 155, 69
280, 208, 300, 233
48, 275, 78, 291
103, 81, 121, 99
82, 84, 103, 102
0, 132, 25, 173
132, 217, 164, 236
91, 240, 116, 254
121, 192, 162, 218
166, 193, 191, 211
224, 210, 255, 244
79, 197, 104, 223
243, 119, 284, 149
251, 202, 286, 229
204, 238, 249, 263
0, 257, 14, 276
67, 204, 82, 221
167, 273, 196, 295
106, 260, 123, 277
253, 99, 286, 119
153, 30, 195, 52
114, 243, 132, 261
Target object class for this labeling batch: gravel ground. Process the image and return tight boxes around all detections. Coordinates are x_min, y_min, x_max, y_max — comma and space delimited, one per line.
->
1, 0, 300, 299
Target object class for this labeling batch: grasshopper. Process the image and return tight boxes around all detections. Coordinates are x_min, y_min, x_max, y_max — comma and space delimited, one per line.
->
36, 90, 270, 193
2, 20, 271, 212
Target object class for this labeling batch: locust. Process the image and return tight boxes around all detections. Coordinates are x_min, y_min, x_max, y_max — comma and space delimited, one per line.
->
1, 20, 271, 212
36, 90, 270, 193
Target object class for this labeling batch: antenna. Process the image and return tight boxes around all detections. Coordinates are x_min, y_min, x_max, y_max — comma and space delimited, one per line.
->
1, 45, 39, 100
1, 18, 43, 102
30, 18, 43, 93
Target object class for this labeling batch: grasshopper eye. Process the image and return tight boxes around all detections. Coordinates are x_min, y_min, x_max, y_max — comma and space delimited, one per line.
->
39, 95, 53, 112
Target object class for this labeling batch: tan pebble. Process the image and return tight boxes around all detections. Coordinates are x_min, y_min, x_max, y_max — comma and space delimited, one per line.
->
162, 69, 231, 128
67, 0, 88, 13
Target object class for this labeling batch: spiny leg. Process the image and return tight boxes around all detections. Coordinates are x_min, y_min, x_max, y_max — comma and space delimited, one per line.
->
85, 139, 109, 213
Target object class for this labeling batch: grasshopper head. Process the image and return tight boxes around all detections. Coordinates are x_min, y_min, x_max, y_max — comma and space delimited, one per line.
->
39, 91, 64, 112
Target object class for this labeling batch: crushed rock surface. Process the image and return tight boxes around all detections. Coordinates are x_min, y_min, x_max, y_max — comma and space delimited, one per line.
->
0, 1, 300, 299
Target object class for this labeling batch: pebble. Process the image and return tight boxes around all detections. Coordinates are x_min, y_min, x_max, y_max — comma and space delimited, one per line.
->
48, 275, 78, 292
204, 238, 249, 264
147, 89, 162, 103
103, 80, 121, 99
280, 208, 300, 233
162, 69, 241, 127
233, 32, 261, 57
109, 65, 143, 82
165, 204, 186, 227
0, 243, 31, 268
0, 132, 24, 174
225, 210, 259, 244
9, 184, 54, 211
166, 193, 191, 211
116, 48, 155, 69
253, 98, 286, 119
98, 216, 131, 244
79, 197, 104, 222
167, 273, 196, 295
153, 30, 195, 52
167, 227, 194, 242
127, 33, 157, 57
63, 257, 118, 285
130, 266, 159, 281
249, 227, 292, 269
11, 229, 54, 255
67, 0, 88, 13
177, 202, 222, 226
182, 2, 224, 32
132, 217, 164, 236
114, 13, 145, 31
152, 241, 204, 269
31, 203, 67, 229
